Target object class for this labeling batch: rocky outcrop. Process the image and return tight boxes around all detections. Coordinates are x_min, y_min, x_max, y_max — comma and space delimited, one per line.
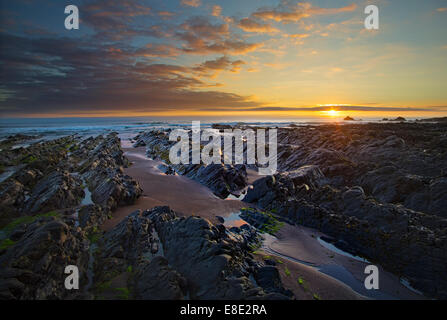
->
24, 170, 84, 215
244, 167, 447, 299
0, 133, 142, 228
78, 205, 109, 230
0, 133, 143, 300
95, 206, 292, 300
134, 256, 187, 300
133, 131, 248, 198
90, 172, 142, 210
0, 216, 89, 299
77, 134, 142, 211
274, 123, 447, 216
0, 180, 26, 225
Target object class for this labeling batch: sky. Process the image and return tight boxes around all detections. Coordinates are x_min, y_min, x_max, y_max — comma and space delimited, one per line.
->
0, 0, 446, 119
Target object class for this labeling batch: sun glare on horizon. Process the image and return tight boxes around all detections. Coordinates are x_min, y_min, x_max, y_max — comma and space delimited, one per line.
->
324, 109, 339, 117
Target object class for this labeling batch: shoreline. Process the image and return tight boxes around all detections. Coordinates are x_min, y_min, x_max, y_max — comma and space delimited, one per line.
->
102, 147, 247, 231
108, 143, 425, 300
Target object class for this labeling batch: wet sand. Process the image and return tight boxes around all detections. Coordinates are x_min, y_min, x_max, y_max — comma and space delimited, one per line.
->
102, 147, 248, 230
105, 144, 425, 300
264, 224, 425, 300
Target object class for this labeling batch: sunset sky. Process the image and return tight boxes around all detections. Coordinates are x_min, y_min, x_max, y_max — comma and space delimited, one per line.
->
1, 0, 447, 119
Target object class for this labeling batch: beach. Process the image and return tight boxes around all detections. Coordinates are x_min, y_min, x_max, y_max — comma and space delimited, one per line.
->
1, 120, 446, 300
105, 142, 426, 300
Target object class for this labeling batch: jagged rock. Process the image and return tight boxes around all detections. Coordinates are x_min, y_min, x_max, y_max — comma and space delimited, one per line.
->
0, 180, 25, 226
78, 204, 109, 229
91, 173, 142, 210
133, 130, 248, 198
0, 217, 89, 299
96, 206, 290, 300
255, 266, 291, 296
244, 172, 447, 299
24, 171, 84, 215
134, 256, 187, 300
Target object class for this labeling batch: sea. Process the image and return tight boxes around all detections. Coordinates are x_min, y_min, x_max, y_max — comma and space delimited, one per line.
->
0, 116, 407, 141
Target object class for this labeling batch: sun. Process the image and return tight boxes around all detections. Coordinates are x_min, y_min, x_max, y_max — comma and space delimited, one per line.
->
326, 109, 339, 117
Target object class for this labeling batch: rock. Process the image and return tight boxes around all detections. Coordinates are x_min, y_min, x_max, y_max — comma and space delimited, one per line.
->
255, 266, 283, 294
286, 165, 326, 189
245, 173, 447, 299
212, 124, 233, 130
91, 173, 142, 210
188, 164, 247, 198
264, 259, 276, 266
96, 206, 290, 300
78, 204, 108, 229
0, 218, 89, 299
134, 256, 187, 300
216, 216, 225, 223
0, 180, 25, 226
134, 130, 249, 198
24, 171, 84, 215
158, 163, 175, 175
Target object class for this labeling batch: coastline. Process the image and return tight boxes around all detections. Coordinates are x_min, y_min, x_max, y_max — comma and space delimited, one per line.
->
103, 147, 247, 231
108, 143, 425, 300
1, 120, 445, 300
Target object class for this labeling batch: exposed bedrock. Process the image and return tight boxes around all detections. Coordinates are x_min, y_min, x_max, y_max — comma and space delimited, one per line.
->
244, 168, 447, 299
0, 133, 143, 299
24, 170, 84, 215
133, 130, 248, 198
0, 216, 90, 299
275, 123, 447, 217
0, 133, 142, 227
95, 206, 292, 300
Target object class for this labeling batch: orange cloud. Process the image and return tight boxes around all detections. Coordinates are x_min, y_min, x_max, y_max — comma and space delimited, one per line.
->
182, 39, 262, 55
211, 5, 222, 17
305, 3, 357, 15
192, 56, 245, 77
158, 11, 175, 18
288, 33, 310, 39
181, 0, 201, 7
436, 8, 447, 12
238, 18, 279, 33
252, 10, 309, 22
253, 3, 357, 23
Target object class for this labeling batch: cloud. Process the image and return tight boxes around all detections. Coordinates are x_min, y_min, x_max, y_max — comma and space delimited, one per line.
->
211, 5, 222, 17
192, 56, 245, 76
177, 17, 262, 55
181, 0, 201, 7
158, 11, 175, 19
436, 8, 447, 12
304, 3, 357, 15
180, 17, 229, 39
238, 18, 279, 33
286, 33, 310, 45
252, 10, 308, 22
80, 0, 156, 40
180, 39, 262, 55
288, 33, 310, 39
83, 0, 151, 23
0, 32, 265, 116
252, 2, 357, 23
136, 44, 181, 57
